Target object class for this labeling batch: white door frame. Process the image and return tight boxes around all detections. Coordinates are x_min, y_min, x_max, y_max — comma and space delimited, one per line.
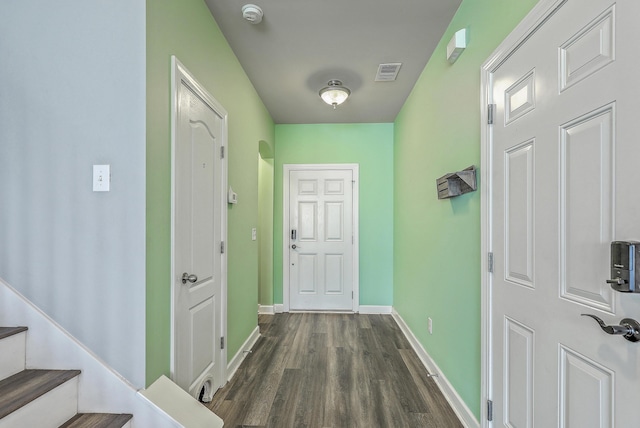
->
283, 164, 359, 312
170, 56, 228, 385
480, 0, 565, 425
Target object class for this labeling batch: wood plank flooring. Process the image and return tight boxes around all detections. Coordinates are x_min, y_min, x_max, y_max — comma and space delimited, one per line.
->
59, 413, 133, 428
208, 313, 463, 428
0, 326, 27, 340
0, 369, 81, 418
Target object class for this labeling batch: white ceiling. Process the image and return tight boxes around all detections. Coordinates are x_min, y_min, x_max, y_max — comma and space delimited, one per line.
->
204, 0, 462, 124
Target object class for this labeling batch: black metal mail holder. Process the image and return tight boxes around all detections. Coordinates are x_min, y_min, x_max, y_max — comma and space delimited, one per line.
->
436, 166, 477, 199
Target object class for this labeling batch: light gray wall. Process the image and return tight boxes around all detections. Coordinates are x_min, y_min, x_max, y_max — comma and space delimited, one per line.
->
0, 1, 147, 387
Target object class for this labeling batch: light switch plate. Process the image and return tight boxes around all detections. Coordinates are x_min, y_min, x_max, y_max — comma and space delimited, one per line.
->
251, 228, 257, 241
93, 165, 110, 192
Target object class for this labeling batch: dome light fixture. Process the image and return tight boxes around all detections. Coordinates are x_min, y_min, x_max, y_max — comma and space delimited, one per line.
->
319, 80, 350, 109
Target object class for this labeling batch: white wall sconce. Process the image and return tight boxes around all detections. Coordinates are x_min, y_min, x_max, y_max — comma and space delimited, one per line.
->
319, 80, 351, 109
447, 28, 467, 64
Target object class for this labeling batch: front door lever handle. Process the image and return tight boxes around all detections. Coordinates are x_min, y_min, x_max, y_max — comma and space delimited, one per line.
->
581, 314, 640, 342
181, 272, 198, 285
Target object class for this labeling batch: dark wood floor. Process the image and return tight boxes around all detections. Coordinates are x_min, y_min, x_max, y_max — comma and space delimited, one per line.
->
207, 313, 463, 428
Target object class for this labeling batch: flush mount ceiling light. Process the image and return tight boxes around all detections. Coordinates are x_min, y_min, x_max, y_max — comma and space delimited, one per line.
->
319, 80, 351, 109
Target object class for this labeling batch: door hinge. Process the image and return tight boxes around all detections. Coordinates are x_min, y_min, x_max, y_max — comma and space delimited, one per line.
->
487, 399, 493, 421
220, 337, 225, 350
488, 104, 496, 125
220, 146, 225, 159
488, 252, 494, 273
220, 241, 225, 254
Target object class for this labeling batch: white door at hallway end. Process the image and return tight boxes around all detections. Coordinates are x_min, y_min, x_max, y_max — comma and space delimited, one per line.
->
172, 57, 227, 402
284, 165, 359, 312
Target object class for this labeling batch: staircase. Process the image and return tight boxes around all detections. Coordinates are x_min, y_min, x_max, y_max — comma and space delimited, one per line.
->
0, 326, 132, 428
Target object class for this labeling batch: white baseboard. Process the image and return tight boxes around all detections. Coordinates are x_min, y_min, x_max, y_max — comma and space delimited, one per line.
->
358, 305, 393, 314
226, 326, 260, 381
269, 304, 392, 314
392, 309, 479, 428
258, 305, 275, 315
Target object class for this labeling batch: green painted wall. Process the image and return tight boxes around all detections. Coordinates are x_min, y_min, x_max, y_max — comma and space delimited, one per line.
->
146, 0, 274, 385
258, 155, 274, 306
393, 0, 538, 419
274, 124, 394, 307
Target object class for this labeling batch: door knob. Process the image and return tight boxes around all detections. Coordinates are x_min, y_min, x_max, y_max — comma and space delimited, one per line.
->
291, 244, 298, 249
581, 314, 640, 342
181, 272, 198, 284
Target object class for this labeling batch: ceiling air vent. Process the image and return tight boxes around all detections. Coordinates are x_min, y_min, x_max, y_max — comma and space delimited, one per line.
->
375, 63, 402, 81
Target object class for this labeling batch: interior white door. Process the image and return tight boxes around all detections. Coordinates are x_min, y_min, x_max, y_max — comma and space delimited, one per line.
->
173, 60, 226, 402
487, 1, 640, 426
288, 168, 355, 311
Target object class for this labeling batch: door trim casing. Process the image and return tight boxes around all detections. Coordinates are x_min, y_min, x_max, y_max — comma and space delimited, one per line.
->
282, 164, 359, 313
169, 56, 228, 389
480, 1, 566, 426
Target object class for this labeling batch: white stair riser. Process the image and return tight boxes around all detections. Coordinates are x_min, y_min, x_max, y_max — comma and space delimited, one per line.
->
0, 332, 26, 380
0, 377, 78, 428
2, 280, 184, 427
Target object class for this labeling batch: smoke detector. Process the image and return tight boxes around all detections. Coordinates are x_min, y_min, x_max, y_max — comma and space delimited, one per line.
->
242, 4, 263, 24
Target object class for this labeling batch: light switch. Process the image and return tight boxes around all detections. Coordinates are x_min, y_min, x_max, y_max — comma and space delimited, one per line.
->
93, 165, 110, 192
251, 228, 257, 241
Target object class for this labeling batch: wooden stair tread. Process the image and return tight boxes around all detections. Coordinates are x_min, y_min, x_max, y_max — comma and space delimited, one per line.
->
0, 369, 81, 419
59, 413, 133, 427
0, 326, 28, 340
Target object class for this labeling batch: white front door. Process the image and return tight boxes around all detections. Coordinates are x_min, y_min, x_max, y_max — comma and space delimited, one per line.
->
285, 165, 358, 311
172, 58, 227, 402
484, 0, 640, 426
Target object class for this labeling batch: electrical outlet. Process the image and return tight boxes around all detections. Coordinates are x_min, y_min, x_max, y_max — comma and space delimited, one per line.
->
428, 317, 433, 335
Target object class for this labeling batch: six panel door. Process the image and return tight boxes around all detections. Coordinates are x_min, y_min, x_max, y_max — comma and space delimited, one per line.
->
289, 169, 354, 311
489, 1, 640, 426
